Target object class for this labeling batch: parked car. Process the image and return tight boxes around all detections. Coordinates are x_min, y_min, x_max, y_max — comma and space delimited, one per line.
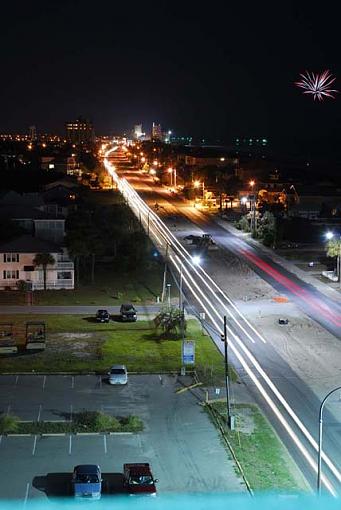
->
96, 310, 110, 323
108, 364, 128, 385
72, 465, 102, 500
123, 463, 158, 495
278, 318, 289, 325
120, 303, 137, 322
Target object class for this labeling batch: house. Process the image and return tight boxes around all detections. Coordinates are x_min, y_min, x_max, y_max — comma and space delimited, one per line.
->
0, 205, 65, 243
0, 235, 74, 290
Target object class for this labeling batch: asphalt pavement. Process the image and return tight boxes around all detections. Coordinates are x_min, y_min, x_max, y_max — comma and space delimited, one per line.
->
0, 374, 246, 501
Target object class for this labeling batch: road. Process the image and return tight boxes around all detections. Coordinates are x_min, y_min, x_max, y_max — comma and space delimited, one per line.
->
104, 146, 341, 495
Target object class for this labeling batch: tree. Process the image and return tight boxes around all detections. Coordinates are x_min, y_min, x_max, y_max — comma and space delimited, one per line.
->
154, 306, 186, 338
33, 253, 55, 290
326, 239, 341, 277
257, 211, 277, 246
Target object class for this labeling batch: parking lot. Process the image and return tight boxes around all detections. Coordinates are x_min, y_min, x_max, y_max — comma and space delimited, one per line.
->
0, 374, 246, 501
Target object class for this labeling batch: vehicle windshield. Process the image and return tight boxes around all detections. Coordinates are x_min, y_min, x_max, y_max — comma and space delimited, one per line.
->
130, 475, 153, 485
75, 474, 99, 483
111, 369, 125, 374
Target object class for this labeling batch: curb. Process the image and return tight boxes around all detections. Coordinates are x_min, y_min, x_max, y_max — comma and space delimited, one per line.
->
41, 433, 66, 437
109, 432, 133, 435
7, 433, 32, 437
75, 432, 100, 436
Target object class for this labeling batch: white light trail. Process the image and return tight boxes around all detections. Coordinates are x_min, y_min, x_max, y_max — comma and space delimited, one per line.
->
104, 147, 340, 494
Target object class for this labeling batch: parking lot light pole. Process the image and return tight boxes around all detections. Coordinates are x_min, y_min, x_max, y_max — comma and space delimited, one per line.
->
317, 385, 341, 495
166, 283, 171, 308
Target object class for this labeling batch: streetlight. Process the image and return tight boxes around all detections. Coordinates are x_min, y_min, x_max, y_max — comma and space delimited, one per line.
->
168, 167, 173, 187
317, 386, 341, 495
249, 180, 256, 234
194, 180, 205, 199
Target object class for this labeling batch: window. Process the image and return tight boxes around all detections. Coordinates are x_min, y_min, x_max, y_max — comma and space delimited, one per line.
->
3, 253, 19, 263
57, 271, 72, 280
3, 270, 19, 279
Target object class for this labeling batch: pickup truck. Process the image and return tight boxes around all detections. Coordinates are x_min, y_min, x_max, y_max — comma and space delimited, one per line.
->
123, 463, 158, 495
72, 464, 102, 500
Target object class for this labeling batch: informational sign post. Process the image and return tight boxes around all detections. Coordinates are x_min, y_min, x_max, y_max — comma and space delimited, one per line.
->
182, 340, 195, 365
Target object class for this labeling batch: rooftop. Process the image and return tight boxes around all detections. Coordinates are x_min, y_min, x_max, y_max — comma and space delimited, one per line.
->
0, 235, 62, 254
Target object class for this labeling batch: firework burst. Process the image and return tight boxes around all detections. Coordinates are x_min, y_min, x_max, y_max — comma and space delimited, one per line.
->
295, 70, 338, 101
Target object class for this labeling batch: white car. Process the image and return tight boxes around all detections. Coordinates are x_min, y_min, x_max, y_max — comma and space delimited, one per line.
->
108, 364, 128, 385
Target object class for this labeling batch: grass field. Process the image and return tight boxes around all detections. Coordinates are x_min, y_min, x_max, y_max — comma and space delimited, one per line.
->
31, 263, 169, 306
208, 402, 309, 493
0, 315, 228, 382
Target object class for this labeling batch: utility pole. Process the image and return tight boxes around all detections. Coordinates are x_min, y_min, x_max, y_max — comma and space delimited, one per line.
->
221, 316, 234, 429
161, 244, 169, 302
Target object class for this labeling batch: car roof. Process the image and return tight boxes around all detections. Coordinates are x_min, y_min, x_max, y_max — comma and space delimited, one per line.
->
121, 303, 134, 308
110, 364, 127, 370
97, 309, 108, 313
75, 465, 100, 473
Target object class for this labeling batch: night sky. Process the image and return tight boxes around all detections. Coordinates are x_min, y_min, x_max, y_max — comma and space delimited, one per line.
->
1, 1, 341, 158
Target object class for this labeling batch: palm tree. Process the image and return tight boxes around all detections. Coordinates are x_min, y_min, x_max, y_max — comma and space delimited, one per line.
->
33, 253, 55, 290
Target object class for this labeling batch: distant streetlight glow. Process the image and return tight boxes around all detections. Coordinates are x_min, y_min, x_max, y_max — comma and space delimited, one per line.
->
150, 169, 156, 175
168, 167, 173, 173
249, 180, 255, 188
141, 157, 146, 163
326, 231, 334, 240
241, 196, 248, 204
193, 180, 200, 188
192, 255, 201, 265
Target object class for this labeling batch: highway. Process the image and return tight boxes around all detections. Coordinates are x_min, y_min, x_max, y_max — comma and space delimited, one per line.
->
104, 146, 341, 495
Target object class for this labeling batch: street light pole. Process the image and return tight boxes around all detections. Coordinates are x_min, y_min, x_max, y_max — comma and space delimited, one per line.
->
166, 283, 171, 308
221, 316, 234, 429
317, 385, 341, 495
161, 243, 169, 302
179, 262, 183, 310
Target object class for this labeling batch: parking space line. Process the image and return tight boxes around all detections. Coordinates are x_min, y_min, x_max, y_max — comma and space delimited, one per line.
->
23, 482, 30, 506
103, 434, 107, 454
32, 436, 37, 456
6, 404, 11, 415
70, 404, 73, 422
42, 376, 46, 390
71, 376, 75, 389
69, 435, 72, 455
37, 404, 42, 422
15, 375, 19, 386
0, 435, 2, 446
99, 375, 102, 389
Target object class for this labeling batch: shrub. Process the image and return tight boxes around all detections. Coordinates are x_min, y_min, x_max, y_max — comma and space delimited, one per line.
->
0, 414, 19, 433
120, 415, 144, 432
73, 411, 120, 432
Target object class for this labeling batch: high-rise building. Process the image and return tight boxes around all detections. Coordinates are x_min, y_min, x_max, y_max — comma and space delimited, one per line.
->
29, 125, 37, 142
134, 124, 143, 139
65, 117, 95, 145
152, 122, 162, 141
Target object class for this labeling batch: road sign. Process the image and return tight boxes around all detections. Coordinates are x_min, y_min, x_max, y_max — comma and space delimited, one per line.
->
182, 340, 195, 365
